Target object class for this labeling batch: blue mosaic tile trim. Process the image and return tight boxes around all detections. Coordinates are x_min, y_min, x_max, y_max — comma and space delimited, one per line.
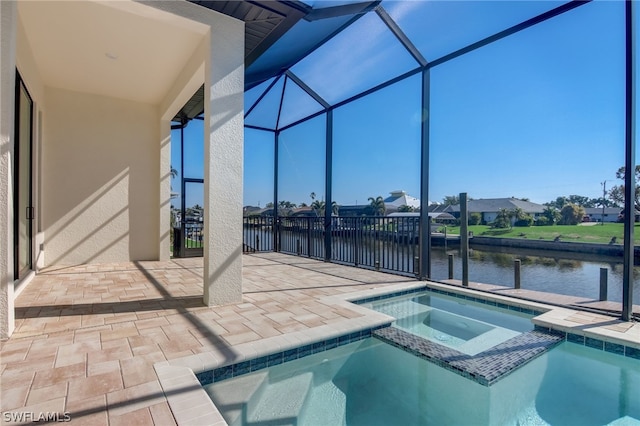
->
196, 325, 390, 386
353, 287, 425, 305
354, 287, 544, 316
626, 346, 640, 360
575, 336, 640, 360
567, 333, 585, 345
373, 326, 564, 386
534, 325, 640, 360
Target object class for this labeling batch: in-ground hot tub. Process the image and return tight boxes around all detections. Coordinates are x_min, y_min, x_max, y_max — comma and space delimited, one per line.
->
362, 290, 534, 355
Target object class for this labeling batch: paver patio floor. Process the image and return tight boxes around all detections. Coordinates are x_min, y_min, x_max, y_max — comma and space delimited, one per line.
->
1, 252, 638, 425
1, 253, 412, 425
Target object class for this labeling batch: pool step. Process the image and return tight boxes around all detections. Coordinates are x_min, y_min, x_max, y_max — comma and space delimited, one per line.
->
203, 371, 269, 426
458, 327, 520, 355
298, 380, 347, 426
608, 416, 640, 426
246, 372, 314, 426
368, 298, 432, 320
513, 404, 547, 426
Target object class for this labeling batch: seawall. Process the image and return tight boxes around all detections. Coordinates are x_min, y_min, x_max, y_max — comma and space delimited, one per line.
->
469, 236, 640, 259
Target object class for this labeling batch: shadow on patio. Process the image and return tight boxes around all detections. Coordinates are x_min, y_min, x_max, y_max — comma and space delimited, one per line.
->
1, 253, 414, 424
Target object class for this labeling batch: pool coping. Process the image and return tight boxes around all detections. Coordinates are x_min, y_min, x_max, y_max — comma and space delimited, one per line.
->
154, 280, 640, 425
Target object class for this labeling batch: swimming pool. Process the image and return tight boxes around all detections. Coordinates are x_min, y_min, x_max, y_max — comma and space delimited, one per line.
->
204, 337, 640, 425
196, 288, 639, 425
360, 290, 536, 355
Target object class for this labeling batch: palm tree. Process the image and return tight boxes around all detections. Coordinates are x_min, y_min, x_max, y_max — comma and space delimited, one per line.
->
311, 200, 325, 217
310, 200, 338, 217
512, 207, 525, 221
542, 206, 560, 224
493, 208, 511, 229
368, 196, 386, 216
278, 200, 297, 216
442, 195, 460, 206
169, 166, 179, 199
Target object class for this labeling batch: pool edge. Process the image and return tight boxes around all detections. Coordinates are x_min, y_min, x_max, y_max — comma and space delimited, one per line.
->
155, 281, 640, 425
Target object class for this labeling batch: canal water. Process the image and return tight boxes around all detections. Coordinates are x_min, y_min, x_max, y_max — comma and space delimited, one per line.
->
244, 229, 639, 304
430, 246, 639, 304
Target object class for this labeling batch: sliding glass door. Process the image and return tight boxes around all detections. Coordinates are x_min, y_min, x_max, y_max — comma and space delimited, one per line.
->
14, 73, 33, 279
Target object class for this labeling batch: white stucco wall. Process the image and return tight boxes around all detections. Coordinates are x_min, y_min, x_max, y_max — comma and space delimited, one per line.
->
42, 87, 160, 265
0, 0, 17, 339
145, 0, 245, 305
203, 15, 244, 305
159, 120, 171, 261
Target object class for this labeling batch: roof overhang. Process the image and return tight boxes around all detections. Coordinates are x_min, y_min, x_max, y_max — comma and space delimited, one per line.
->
190, 0, 310, 69
174, 0, 379, 123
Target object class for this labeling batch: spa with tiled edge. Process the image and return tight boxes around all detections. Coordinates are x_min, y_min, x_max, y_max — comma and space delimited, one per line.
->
155, 282, 640, 425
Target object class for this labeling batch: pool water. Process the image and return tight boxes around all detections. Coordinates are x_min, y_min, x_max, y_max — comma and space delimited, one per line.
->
362, 291, 534, 355
204, 338, 640, 426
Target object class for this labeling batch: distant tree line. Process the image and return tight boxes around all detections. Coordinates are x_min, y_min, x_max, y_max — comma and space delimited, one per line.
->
251, 165, 639, 222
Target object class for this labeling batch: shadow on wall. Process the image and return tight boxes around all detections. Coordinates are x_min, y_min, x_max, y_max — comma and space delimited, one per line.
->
205, 245, 243, 305
43, 87, 160, 266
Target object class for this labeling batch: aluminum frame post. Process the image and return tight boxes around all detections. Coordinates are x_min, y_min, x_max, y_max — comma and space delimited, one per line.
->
419, 69, 431, 280
273, 131, 279, 252
324, 110, 333, 262
461, 192, 469, 287
622, 0, 636, 321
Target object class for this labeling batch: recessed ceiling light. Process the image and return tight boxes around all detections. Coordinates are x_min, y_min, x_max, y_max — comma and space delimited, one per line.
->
105, 52, 119, 60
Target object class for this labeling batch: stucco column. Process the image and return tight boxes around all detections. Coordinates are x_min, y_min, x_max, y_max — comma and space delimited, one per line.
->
159, 119, 171, 261
202, 19, 244, 305
0, 1, 17, 339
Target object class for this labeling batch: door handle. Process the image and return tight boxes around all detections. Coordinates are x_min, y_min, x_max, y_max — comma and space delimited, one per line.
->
26, 207, 34, 220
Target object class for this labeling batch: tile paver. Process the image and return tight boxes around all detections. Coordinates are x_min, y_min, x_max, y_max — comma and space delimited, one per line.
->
1, 252, 638, 424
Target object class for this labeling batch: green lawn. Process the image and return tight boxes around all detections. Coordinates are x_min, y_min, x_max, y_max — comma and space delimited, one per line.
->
436, 223, 640, 245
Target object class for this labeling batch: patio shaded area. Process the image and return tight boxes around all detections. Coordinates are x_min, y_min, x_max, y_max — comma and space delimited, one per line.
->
2, 252, 639, 424
0, 253, 413, 424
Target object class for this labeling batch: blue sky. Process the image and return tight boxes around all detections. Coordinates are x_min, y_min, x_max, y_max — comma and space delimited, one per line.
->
174, 0, 630, 209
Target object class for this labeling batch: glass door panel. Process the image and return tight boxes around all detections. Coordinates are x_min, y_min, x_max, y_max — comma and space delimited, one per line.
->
15, 76, 33, 278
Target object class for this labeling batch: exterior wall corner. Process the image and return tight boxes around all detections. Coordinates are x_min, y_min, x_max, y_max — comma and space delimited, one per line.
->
0, 0, 17, 339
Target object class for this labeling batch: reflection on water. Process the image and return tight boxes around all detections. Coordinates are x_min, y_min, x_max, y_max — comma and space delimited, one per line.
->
245, 229, 638, 304
469, 250, 583, 270
431, 245, 639, 303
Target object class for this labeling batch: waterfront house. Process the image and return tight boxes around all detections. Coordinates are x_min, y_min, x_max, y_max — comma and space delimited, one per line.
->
583, 207, 623, 223
383, 190, 421, 213
447, 198, 546, 225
